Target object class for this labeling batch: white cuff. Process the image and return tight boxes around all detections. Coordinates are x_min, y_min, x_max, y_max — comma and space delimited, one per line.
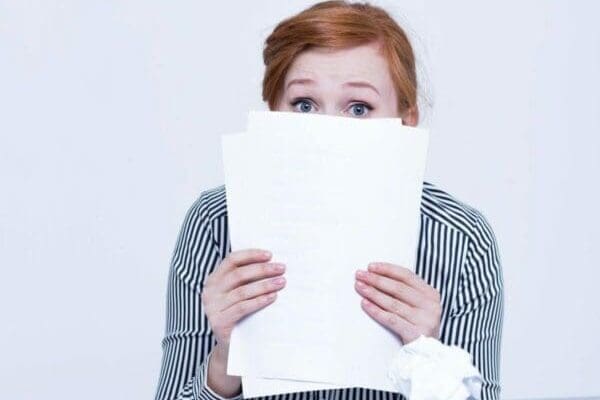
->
387, 335, 482, 400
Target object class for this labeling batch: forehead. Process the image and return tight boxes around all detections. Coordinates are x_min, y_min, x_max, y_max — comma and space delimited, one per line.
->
285, 42, 393, 86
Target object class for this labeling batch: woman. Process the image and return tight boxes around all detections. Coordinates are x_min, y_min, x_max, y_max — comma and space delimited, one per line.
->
154, 2, 504, 400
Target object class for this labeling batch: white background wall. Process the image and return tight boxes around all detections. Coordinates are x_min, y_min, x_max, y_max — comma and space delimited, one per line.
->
1, 1, 598, 399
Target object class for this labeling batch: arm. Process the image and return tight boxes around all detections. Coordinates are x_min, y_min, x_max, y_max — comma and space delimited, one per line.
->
153, 193, 244, 400
441, 212, 504, 400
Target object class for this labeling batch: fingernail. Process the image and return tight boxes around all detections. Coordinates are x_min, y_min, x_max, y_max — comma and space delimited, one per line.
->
274, 263, 286, 271
355, 270, 366, 278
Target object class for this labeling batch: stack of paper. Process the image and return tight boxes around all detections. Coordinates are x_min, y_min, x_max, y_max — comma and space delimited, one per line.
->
220, 110, 429, 398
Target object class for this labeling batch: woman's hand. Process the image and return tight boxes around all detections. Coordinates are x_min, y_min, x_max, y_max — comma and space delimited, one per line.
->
201, 248, 286, 347
354, 262, 442, 344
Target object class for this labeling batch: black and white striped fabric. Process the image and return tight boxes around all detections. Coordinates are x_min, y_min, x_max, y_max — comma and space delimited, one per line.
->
154, 181, 504, 400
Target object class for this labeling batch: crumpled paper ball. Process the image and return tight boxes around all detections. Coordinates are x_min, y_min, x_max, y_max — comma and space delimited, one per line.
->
387, 335, 483, 400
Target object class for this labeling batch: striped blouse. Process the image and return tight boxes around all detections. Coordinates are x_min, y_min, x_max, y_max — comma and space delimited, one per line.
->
154, 181, 504, 400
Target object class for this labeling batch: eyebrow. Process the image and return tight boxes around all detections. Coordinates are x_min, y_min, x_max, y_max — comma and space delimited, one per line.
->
286, 78, 380, 95
286, 78, 316, 89
343, 81, 380, 95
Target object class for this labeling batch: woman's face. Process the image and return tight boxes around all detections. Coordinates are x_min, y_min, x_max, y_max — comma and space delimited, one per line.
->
274, 41, 418, 126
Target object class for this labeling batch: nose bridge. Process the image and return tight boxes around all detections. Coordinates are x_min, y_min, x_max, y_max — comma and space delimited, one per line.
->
320, 96, 344, 117
322, 103, 342, 116
318, 79, 344, 116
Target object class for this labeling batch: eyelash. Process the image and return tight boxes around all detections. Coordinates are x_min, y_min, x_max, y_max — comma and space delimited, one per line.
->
289, 97, 374, 115
290, 97, 318, 112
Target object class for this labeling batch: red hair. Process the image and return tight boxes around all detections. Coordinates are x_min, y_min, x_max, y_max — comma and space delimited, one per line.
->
262, 0, 418, 117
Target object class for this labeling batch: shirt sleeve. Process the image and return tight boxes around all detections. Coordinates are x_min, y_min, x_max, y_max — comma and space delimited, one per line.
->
154, 192, 244, 400
441, 211, 504, 400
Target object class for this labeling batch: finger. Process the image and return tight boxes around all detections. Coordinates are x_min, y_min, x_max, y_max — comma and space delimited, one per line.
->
355, 280, 420, 325
221, 261, 286, 292
221, 291, 278, 325
367, 262, 439, 300
216, 248, 273, 277
360, 296, 416, 337
221, 275, 286, 310
355, 270, 427, 309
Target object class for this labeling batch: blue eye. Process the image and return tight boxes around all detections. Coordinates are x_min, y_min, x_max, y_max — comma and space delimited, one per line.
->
291, 99, 314, 113
348, 103, 372, 117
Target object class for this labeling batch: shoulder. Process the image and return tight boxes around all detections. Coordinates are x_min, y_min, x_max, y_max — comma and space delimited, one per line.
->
421, 180, 497, 246
197, 183, 228, 218
171, 185, 228, 287
421, 181, 503, 298
184, 184, 228, 225
173, 184, 228, 254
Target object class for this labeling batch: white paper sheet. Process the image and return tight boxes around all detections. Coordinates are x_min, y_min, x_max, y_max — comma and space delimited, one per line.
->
242, 111, 351, 397
221, 111, 429, 398
241, 111, 422, 397
241, 377, 342, 398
